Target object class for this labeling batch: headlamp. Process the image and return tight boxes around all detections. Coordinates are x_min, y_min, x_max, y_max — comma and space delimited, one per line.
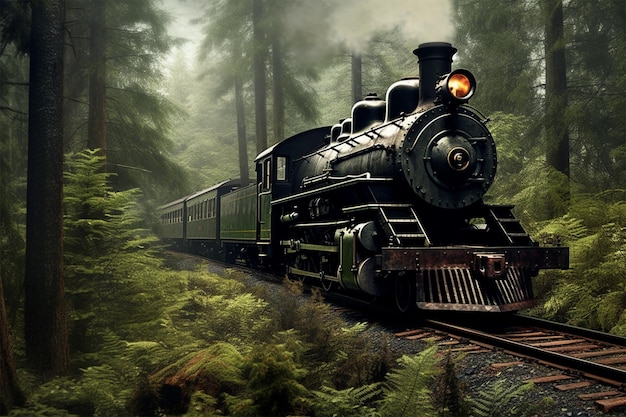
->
436, 69, 476, 105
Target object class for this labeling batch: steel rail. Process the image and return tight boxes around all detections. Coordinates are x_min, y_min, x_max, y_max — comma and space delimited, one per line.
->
511, 314, 626, 347
425, 319, 626, 388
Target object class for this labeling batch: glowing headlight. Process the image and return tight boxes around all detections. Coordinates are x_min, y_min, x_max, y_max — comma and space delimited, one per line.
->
436, 69, 476, 105
448, 73, 473, 99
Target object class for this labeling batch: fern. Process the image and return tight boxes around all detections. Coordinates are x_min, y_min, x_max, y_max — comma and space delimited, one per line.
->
242, 342, 310, 417
79, 365, 131, 417
491, 162, 570, 223
378, 345, 440, 417
187, 292, 272, 347
540, 281, 586, 321
311, 384, 381, 417
468, 380, 534, 417
533, 214, 587, 245
151, 342, 245, 391
608, 310, 626, 335
526, 189, 626, 332
596, 291, 626, 332
570, 191, 626, 229
18, 365, 132, 417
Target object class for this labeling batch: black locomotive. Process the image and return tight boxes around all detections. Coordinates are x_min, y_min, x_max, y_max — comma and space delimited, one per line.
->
158, 42, 568, 313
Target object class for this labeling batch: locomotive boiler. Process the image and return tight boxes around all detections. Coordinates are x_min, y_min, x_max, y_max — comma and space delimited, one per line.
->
158, 42, 569, 314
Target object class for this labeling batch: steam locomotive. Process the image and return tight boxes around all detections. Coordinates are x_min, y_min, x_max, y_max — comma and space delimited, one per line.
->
158, 42, 568, 313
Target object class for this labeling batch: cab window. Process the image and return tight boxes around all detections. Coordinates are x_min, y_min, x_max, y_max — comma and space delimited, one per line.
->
262, 159, 271, 190
276, 156, 287, 181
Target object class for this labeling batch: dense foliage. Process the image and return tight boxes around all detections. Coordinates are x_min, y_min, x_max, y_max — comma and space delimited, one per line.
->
0, 0, 624, 414
4, 150, 545, 416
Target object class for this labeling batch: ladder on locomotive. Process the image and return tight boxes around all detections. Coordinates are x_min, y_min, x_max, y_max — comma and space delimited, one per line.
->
486, 205, 531, 245
378, 205, 431, 247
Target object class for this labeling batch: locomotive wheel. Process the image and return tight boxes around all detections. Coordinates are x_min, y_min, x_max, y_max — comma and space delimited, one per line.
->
285, 253, 305, 283
394, 274, 416, 313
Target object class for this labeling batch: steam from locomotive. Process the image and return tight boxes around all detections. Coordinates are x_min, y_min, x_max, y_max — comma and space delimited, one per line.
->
159, 42, 568, 313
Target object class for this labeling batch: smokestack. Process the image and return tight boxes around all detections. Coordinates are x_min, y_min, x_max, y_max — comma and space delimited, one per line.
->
414, 42, 457, 106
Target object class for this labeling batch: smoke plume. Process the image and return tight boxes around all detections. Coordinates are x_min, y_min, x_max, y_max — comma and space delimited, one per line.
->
283, 0, 455, 57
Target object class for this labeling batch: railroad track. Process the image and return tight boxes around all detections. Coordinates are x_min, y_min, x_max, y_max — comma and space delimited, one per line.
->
394, 314, 626, 413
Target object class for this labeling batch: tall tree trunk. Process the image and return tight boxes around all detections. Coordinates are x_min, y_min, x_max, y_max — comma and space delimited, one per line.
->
87, 0, 107, 155
252, 0, 267, 154
235, 75, 250, 186
0, 275, 24, 413
24, 0, 70, 375
543, 0, 570, 178
271, 30, 284, 144
63, 4, 89, 145
351, 53, 362, 104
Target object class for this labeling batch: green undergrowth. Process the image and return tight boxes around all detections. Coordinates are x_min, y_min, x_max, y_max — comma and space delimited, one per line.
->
9, 253, 552, 416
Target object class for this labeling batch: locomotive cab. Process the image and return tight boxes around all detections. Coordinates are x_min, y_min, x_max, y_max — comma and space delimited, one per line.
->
252, 127, 331, 263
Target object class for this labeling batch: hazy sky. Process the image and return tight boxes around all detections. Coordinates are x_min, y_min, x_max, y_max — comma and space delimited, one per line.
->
162, 0, 455, 63
162, 0, 205, 61
283, 0, 455, 54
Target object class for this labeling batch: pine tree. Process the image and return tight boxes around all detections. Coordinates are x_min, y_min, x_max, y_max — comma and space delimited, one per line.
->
24, 0, 70, 375
63, 149, 159, 353
564, 0, 626, 190
252, 0, 268, 153
86, 0, 107, 154
453, 0, 542, 117
542, 0, 570, 214
0, 274, 24, 412
63, 0, 186, 198
1, 6, 32, 408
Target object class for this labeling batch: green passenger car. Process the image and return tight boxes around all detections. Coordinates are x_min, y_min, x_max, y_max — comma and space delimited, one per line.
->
157, 197, 186, 241
186, 187, 220, 241
220, 183, 258, 241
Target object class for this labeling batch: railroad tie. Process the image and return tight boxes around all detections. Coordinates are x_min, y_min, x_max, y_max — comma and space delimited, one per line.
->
595, 396, 626, 413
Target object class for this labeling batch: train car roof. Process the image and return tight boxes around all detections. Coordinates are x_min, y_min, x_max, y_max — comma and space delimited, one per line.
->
255, 126, 331, 162
186, 179, 242, 201
157, 195, 187, 210
158, 179, 243, 210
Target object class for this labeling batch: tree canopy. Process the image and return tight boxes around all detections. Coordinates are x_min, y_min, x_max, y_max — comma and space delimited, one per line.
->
0, 0, 624, 414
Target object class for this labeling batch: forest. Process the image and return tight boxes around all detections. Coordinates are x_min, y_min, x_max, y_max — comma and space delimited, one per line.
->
0, 0, 624, 415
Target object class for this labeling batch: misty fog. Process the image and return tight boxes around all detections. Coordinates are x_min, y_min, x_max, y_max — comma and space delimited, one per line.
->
162, 0, 455, 64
